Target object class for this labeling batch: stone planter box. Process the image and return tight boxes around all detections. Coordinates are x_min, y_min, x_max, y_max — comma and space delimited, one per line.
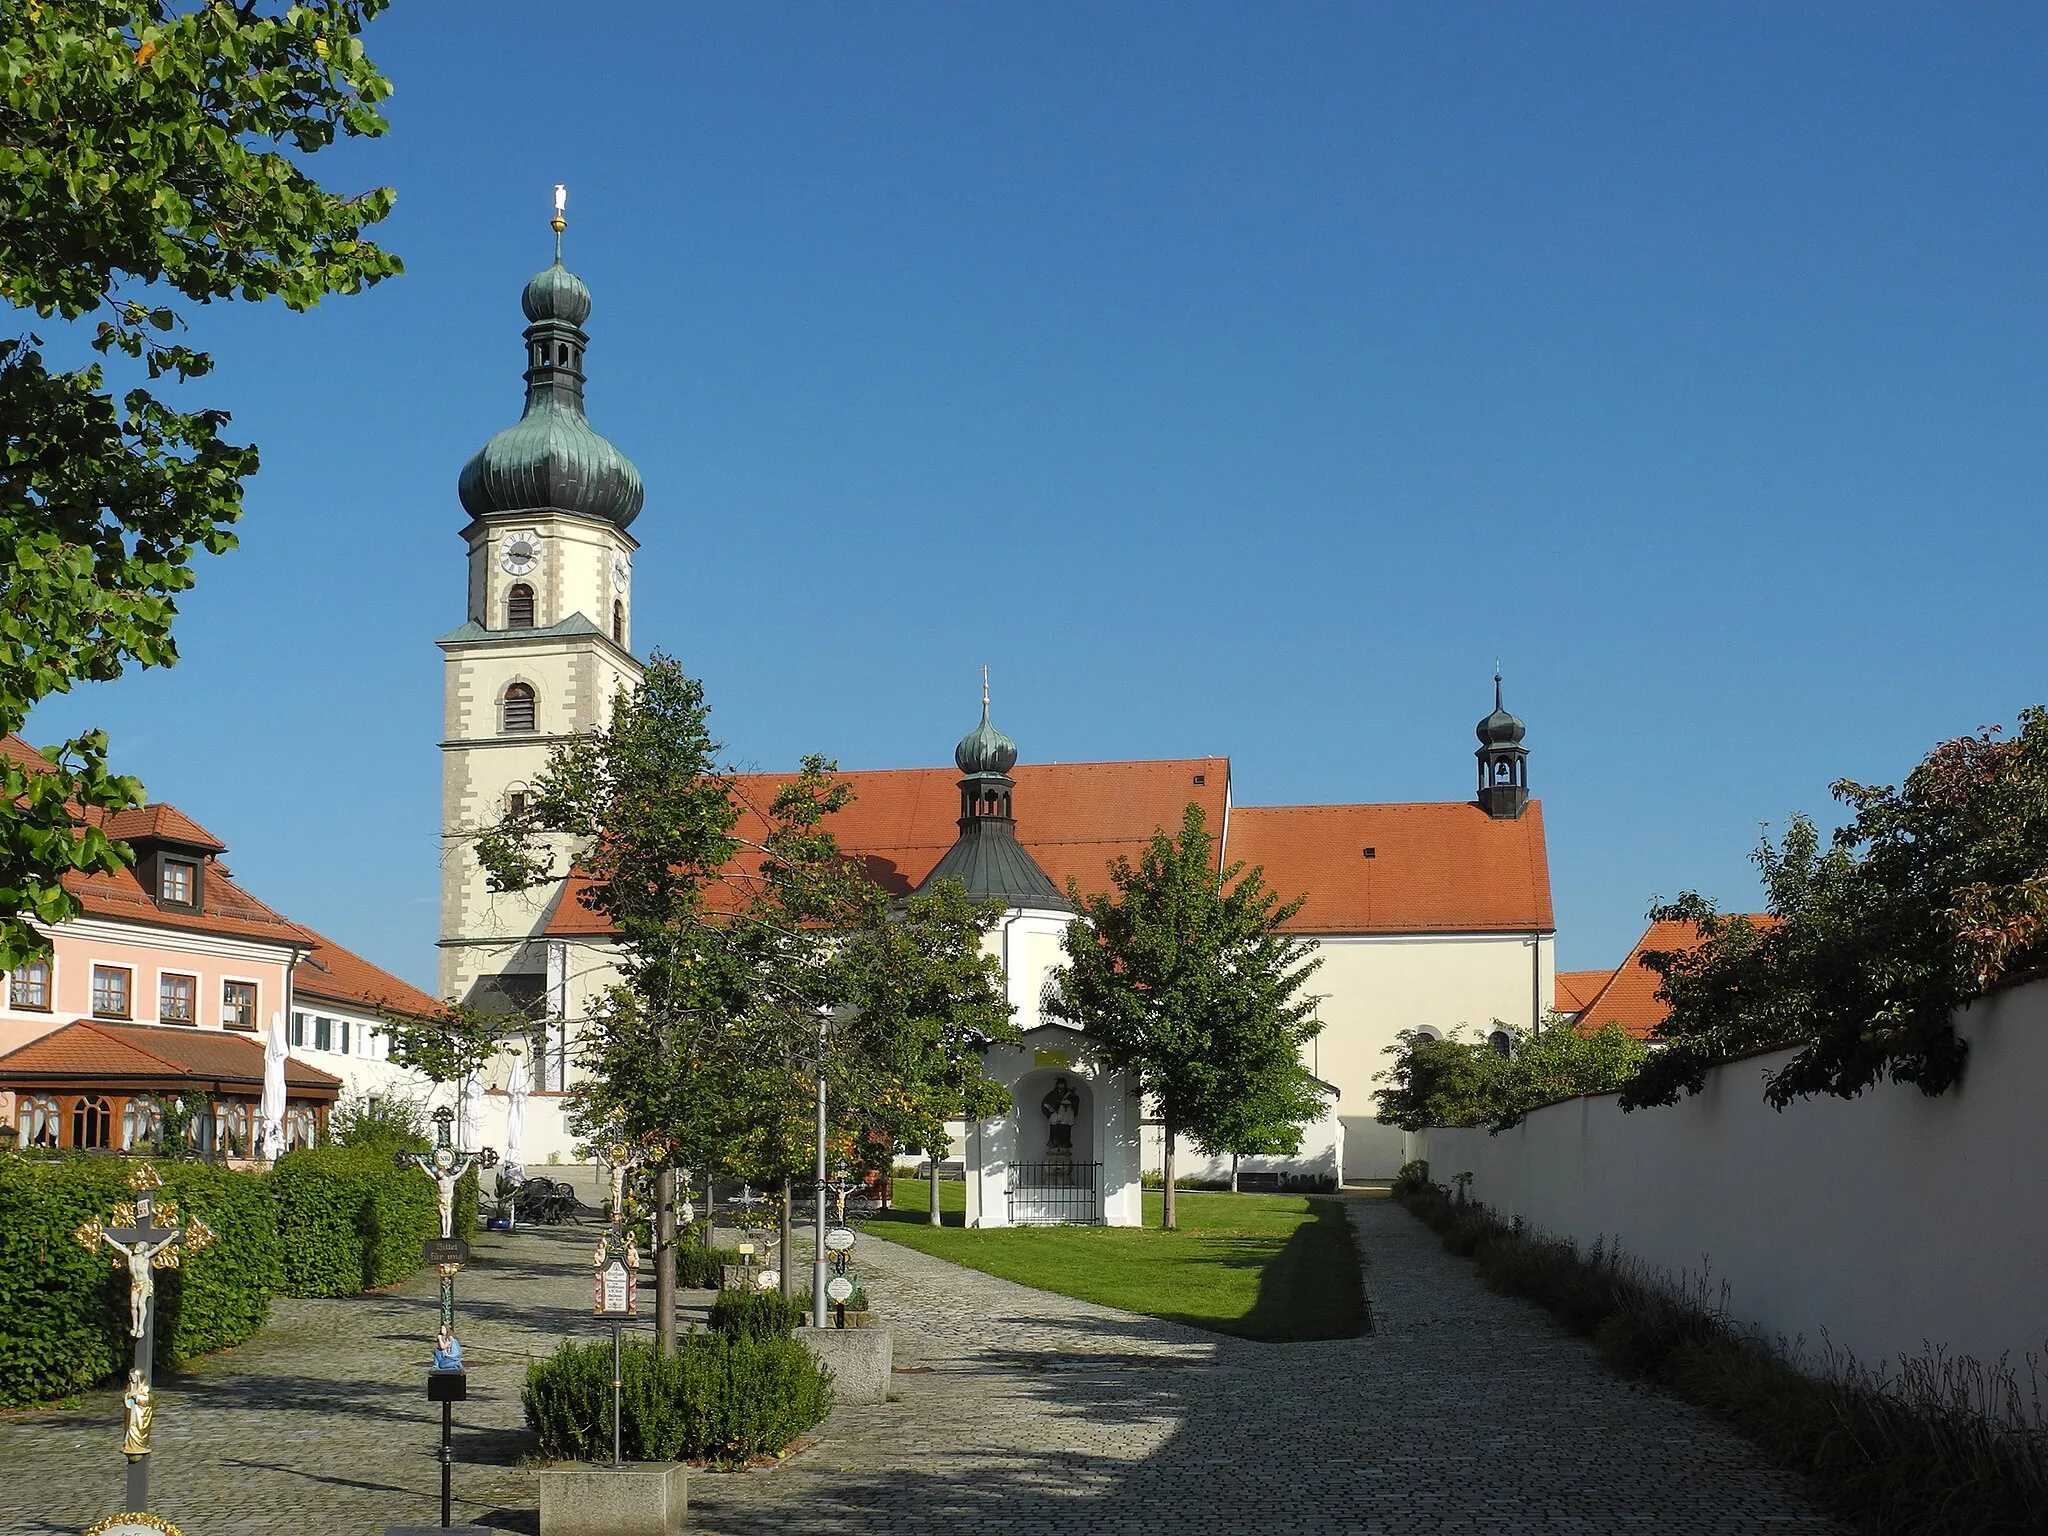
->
538, 1462, 688, 1536
798, 1323, 892, 1404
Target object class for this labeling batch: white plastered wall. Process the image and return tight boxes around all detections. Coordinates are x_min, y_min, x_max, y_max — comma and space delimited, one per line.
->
964, 1026, 1144, 1227
1413, 977, 2048, 1373
1304, 930, 1553, 1181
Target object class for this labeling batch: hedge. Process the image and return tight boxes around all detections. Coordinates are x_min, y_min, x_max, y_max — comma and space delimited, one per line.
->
272, 1145, 477, 1297
524, 1331, 831, 1465
708, 1286, 806, 1342
0, 1157, 283, 1408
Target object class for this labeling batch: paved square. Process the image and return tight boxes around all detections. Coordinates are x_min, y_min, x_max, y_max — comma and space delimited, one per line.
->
0, 1193, 1842, 1534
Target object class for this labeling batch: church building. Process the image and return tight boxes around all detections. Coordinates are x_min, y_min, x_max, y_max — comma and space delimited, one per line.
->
438, 227, 1556, 1196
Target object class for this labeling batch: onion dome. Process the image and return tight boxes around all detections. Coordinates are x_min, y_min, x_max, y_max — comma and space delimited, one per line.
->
955, 695, 1019, 776
1476, 672, 1525, 746
521, 260, 592, 327
457, 254, 643, 528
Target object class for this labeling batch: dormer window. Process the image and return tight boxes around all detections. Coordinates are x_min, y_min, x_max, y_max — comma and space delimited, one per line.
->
160, 857, 197, 907
507, 583, 536, 628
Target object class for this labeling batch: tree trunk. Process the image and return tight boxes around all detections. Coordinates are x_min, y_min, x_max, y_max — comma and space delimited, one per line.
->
1230, 1153, 1239, 1194
779, 1175, 794, 1298
1162, 1118, 1178, 1231
929, 1146, 942, 1226
655, 1165, 678, 1356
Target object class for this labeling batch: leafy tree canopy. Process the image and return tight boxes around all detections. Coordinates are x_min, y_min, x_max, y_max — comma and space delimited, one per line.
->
1046, 802, 1324, 1227
1622, 707, 2048, 1110
1374, 1016, 1647, 1134
475, 655, 1016, 1187
0, 0, 400, 967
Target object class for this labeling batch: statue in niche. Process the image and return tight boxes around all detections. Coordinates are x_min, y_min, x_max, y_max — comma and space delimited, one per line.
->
1040, 1075, 1080, 1179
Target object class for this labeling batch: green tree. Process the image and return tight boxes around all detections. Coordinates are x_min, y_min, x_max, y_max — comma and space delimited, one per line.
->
0, 0, 401, 968
1045, 802, 1323, 1231
1372, 1029, 1501, 1132
1374, 1016, 1646, 1133
839, 878, 1018, 1225
477, 656, 1017, 1329
1622, 707, 2048, 1111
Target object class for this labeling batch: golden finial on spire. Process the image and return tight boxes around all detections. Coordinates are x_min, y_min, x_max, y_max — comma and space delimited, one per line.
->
551, 183, 567, 260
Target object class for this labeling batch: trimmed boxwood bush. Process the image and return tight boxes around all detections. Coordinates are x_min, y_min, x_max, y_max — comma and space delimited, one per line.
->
524, 1331, 831, 1465
0, 1157, 283, 1408
272, 1145, 477, 1297
675, 1243, 740, 1289
708, 1286, 805, 1341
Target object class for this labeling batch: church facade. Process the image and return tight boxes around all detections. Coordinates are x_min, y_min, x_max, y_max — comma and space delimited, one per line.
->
438, 237, 1556, 1194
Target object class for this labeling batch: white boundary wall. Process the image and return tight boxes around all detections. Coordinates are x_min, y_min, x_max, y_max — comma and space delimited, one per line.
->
1412, 977, 2048, 1372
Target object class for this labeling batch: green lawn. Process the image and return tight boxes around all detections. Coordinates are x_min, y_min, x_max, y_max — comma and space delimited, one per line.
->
861, 1179, 1365, 1342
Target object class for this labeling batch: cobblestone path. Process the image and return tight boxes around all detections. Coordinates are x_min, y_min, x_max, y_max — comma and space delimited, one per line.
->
693, 1193, 1843, 1535
0, 1195, 1843, 1535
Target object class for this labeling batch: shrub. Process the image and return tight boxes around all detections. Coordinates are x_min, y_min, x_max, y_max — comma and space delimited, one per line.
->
709, 1287, 805, 1342
675, 1244, 740, 1290
524, 1331, 831, 1465
0, 1157, 281, 1407
272, 1145, 476, 1297
328, 1090, 430, 1150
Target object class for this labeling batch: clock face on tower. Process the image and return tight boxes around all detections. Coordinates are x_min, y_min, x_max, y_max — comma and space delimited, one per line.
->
612, 551, 631, 592
499, 532, 541, 576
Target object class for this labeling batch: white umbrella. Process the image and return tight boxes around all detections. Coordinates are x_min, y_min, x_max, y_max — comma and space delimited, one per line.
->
259, 1012, 289, 1160
502, 1049, 529, 1183
457, 1071, 483, 1151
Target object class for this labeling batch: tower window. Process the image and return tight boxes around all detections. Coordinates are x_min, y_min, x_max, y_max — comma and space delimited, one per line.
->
507, 583, 535, 628
612, 599, 625, 645
503, 683, 537, 733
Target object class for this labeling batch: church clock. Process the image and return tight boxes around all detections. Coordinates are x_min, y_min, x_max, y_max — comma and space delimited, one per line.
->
612, 551, 631, 592
498, 532, 541, 575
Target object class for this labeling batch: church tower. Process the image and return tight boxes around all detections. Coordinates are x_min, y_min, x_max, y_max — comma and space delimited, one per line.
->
1475, 671, 1530, 820
437, 190, 645, 1028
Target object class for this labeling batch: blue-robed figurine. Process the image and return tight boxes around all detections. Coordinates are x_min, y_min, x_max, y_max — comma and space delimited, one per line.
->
433, 1328, 463, 1370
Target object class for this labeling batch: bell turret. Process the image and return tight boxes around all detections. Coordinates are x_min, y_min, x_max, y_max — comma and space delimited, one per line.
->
914, 675, 1070, 912
1475, 671, 1530, 820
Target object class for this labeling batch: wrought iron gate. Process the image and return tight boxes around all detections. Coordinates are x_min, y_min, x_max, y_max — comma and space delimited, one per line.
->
1006, 1161, 1102, 1225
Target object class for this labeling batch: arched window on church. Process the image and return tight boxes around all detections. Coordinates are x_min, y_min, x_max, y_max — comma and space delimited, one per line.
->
1488, 1029, 1513, 1059
507, 584, 535, 629
503, 683, 537, 734
612, 600, 625, 646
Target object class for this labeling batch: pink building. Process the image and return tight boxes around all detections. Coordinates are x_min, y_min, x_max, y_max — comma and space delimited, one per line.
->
0, 737, 436, 1155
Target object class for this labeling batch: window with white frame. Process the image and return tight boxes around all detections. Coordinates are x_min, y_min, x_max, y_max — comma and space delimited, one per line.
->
93, 965, 132, 1019
10, 958, 50, 1010
160, 972, 196, 1025
314, 1016, 331, 1052
222, 979, 257, 1031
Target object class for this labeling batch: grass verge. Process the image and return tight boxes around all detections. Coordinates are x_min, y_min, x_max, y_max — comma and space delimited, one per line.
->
864, 1180, 1366, 1342
1392, 1161, 2048, 1535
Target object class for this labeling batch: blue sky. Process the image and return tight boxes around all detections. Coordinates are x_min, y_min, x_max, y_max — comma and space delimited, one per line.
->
24, 3, 2048, 988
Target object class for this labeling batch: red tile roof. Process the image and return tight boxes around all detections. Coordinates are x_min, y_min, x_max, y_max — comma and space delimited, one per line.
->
293, 927, 441, 1018
63, 858, 309, 948
544, 762, 1551, 939
548, 759, 1233, 936
101, 803, 226, 853
1555, 969, 1612, 1015
1572, 917, 1770, 1039
0, 1020, 342, 1096
1227, 800, 1554, 933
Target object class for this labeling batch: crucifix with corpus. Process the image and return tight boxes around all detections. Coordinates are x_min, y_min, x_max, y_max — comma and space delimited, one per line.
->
74, 1162, 214, 1522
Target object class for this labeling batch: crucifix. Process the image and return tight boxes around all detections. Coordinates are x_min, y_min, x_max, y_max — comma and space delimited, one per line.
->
74, 1162, 214, 1518
824, 1168, 861, 1226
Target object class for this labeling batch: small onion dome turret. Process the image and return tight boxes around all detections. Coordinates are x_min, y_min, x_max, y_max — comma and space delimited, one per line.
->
955, 698, 1019, 776
1476, 673, 1525, 747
